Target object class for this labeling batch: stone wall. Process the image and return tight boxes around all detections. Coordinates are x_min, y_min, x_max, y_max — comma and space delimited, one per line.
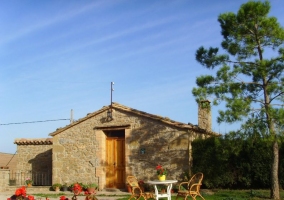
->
16, 142, 52, 186
0, 169, 10, 192
52, 108, 206, 190
52, 116, 99, 186
17, 144, 52, 173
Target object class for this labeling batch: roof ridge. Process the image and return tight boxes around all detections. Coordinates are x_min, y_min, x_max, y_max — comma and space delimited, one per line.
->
112, 102, 192, 126
48, 102, 219, 136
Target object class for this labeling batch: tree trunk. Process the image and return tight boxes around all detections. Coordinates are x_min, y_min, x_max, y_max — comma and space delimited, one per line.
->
271, 140, 280, 200
188, 130, 193, 177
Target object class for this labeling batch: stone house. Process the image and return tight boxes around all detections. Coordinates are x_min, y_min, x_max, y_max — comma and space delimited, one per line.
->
14, 101, 218, 190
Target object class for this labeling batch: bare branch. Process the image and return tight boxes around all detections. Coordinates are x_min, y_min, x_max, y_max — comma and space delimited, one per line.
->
269, 92, 284, 103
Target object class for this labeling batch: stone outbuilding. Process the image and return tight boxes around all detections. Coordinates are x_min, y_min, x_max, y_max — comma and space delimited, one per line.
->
14, 101, 218, 190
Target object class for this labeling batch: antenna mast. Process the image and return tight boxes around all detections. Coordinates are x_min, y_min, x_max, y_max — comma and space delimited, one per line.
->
111, 82, 114, 106
70, 109, 74, 124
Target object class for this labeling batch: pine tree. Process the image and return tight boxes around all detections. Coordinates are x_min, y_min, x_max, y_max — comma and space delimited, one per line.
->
192, 1, 284, 199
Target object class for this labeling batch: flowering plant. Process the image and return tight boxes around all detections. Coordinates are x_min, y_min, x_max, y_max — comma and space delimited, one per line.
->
59, 196, 69, 200
156, 164, 167, 176
27, 196, 34, 200
7, 186, 34, 200
84, 193, 97, 200
25, 177, 33, 185
72, 182, 83, 195
15, 186, 26, 196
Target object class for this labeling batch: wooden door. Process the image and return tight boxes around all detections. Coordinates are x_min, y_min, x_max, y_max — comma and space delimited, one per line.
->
106, 137, 125, 188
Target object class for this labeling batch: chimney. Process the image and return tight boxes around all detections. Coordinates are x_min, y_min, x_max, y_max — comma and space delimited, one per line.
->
198, 100, 212, 131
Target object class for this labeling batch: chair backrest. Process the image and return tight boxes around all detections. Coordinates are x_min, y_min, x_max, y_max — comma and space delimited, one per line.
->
127, 176, 139, 188
188, 172, 203, 190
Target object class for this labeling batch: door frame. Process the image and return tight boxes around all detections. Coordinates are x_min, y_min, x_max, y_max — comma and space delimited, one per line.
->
94, 125, 131, 190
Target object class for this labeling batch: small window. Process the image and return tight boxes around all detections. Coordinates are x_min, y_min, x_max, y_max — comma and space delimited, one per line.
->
105, 130, 125, 138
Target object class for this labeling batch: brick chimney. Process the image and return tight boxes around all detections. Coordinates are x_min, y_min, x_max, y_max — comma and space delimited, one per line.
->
198, 100, 212, 131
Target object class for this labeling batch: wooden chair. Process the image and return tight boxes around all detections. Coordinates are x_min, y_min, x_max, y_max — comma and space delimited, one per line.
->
127, 176, 153, 200
175, 172, 205, 200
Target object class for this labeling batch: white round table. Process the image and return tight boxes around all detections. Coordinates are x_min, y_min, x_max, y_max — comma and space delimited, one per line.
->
147, 180, 178, 200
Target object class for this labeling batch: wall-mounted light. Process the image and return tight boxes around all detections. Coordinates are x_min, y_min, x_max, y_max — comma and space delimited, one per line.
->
140, 148, 146, 155
107, 109, 112, 120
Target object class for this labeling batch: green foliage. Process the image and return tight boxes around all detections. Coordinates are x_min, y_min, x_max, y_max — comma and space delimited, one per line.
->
52, 183, 62, 190
83, 182, 98, 189
22, 190, 284, 200
195, 47, 228, 68
68, 182, 84, 190
191, 136, 276, 189
192, 1, 284, 197
193, 0, 284, 134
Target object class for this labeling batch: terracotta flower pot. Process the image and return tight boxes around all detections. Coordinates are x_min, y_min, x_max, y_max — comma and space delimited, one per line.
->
87, 187, 96, 194
55, 186, 60, 192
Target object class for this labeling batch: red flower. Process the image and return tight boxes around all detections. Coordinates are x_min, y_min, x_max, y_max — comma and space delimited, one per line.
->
27, 195, 35, 200
73, 183, 82, 191
15, 188, 22, 196
21, 186, 27, 197
15, 186, 26, 197
156, 164, 162, 170
156, 164, 167, 175
72, 183, 82, 195
60, 196, 68, 200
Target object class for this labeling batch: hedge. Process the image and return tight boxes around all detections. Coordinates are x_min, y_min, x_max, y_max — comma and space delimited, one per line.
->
191, 136, 283, 189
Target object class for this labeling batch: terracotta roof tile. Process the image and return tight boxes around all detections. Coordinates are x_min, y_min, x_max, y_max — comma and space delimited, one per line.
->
14, 138, 53, 145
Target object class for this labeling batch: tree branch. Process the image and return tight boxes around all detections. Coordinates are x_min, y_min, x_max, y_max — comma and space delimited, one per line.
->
269, 92, 284, 103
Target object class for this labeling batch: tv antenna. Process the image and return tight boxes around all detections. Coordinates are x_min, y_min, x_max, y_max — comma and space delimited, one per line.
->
107, 82, 115, 120
110, 82, 114, 106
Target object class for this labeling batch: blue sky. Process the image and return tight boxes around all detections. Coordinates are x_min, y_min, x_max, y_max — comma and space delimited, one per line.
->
1, 0, 283, 154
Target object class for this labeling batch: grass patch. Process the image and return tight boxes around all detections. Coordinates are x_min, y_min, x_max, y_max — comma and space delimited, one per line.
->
31, 193, 67, 198
113, 190, 284, 200
31, 193, 130, 199
30, 189, 284, 200
198, 189, 284, 200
